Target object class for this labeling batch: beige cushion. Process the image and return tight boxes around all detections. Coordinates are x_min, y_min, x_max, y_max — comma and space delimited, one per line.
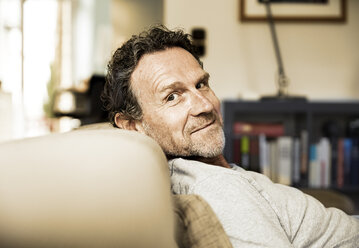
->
0, 129, 177, 247
173, 195, 233, 248
75, 122, 115, 130
300, 189, 355, 215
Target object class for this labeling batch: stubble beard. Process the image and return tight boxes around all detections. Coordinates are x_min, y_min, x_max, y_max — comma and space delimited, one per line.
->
141, 113, 225, 158
186, 124, 225, 158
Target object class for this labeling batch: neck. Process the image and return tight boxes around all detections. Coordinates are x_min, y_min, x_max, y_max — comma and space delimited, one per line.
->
194, 154, 231, 168
168, 154, 231, 168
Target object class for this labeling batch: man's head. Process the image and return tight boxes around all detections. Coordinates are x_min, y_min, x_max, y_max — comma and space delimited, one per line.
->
102, 25, 224, 158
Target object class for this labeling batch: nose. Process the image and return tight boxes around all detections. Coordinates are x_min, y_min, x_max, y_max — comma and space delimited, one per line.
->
189, 91, 214, 116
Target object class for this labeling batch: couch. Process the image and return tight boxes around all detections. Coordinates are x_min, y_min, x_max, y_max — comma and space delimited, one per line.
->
0, 127, 232, 247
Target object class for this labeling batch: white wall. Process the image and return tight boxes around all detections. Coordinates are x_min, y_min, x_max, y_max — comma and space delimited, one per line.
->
111, 0, 163, 51
164, 0, 359, 101
72, 0, 95, 84
72, 0, 163, 83
72, 0, 113, 82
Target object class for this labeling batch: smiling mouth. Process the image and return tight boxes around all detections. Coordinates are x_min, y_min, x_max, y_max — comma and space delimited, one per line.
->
191, 120, 216, 134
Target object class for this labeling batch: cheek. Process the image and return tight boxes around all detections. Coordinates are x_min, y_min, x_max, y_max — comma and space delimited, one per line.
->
209, 92, 221, 113
164, 109, 188, 131
146, 108, 187, 133
209, 92, 223, 123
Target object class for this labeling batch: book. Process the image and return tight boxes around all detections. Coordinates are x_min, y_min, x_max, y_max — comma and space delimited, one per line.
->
343, 138, 352, 186
240, 136, 250, 170
232, 137, 241, 165
249, 136, 260, 172
300, 130, 308, 186
292, 138, 301, 186
351, 138, 359, 186
233, 122, 285, 137
268, 140, 278, 183
277, 136, 293, 186
309, 144, 320, 188
259, 134, 271, 178
321, 121, 340, 187
318, 137, 331, 188
330, 138, 338, 188
337, 138, 344, 188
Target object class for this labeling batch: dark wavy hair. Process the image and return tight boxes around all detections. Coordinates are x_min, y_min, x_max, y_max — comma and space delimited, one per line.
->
102, 24, 203, 127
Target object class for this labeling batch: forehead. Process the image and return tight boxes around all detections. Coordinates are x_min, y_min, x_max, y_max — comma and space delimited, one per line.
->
130, 47, 204, 96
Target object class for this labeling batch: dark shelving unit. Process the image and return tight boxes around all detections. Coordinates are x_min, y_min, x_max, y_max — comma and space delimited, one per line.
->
223, 100, 359, 162
222, 99, 359, 213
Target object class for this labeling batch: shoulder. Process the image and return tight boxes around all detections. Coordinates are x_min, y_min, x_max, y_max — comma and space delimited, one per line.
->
168, 158, 254, 185
169, 159, 296, 245
169, 158, 306, 229
168, 158, 240, 194
169, 158, 285, 200
169, 158, 307, 219
169, 158, 238, 178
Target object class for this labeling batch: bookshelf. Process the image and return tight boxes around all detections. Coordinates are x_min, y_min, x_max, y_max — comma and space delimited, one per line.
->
222, 100, 359, 212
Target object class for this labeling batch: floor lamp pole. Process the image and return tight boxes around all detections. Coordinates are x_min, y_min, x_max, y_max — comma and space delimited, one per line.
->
261, 0, 306, 102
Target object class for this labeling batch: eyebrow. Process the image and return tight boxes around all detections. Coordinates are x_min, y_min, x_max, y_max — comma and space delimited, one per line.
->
158, 72, 210, 94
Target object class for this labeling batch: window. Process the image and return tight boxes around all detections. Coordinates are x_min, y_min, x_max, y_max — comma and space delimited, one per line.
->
0, 0, 72, 140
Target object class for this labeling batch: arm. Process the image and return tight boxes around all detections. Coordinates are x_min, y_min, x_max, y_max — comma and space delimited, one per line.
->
245, 171, 359, 247
189, 171, 294, 247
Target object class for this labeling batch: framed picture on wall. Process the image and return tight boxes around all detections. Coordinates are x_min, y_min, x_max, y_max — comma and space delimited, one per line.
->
240, 0, 347, 22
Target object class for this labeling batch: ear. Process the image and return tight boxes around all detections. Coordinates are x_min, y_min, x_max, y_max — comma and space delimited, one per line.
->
114, 113, 144, 133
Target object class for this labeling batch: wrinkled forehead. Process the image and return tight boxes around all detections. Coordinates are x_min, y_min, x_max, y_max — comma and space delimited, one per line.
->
130, 47, 203, 98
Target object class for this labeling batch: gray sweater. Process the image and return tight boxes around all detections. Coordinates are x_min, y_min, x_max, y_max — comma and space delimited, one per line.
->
169, 158, 359, 248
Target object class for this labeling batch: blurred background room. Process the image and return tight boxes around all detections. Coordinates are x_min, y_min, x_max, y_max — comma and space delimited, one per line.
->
0, 0, 359, 213
1, 0, 358, 139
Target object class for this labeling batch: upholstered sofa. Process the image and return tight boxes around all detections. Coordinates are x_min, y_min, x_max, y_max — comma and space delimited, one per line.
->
0, 127, 232, 247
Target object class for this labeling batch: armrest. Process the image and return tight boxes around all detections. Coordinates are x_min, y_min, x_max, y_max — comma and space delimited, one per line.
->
0, 129, 176, 247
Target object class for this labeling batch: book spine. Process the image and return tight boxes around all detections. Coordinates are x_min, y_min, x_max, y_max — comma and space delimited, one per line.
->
277, 136, 293, 186
343, 138, 352, 186
292, 138, 301, 186
309, 144, 320, 188
259, 134, 271, 178
337, 138, 344, 188
350, 138, 359, 186
249, 136, 260, 172
240, 136, 250, 170
300, 130, 309, 186
269, 140, 278, 183
233, 122, 284, 137
233, 137, 241, 165
318, 137, 331, 188
330, 138, 338, 187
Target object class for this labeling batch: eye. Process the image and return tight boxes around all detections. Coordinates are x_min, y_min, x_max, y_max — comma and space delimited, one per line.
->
166, 92, 179, 102
196, 81, 207, 89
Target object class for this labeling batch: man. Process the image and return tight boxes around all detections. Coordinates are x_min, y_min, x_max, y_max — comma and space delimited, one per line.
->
102, 25, 359, 247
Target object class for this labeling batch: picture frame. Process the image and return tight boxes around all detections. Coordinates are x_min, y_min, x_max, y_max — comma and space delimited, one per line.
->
240, 0, 347, 22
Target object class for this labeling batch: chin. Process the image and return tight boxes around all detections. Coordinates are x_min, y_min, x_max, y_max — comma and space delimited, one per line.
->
189, 131, 225, 158
164, 140, 224, 158
194, 144, 224, 158
161, 127, 225, 158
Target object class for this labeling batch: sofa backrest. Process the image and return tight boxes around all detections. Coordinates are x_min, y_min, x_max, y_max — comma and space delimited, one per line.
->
0, 129, 177, 247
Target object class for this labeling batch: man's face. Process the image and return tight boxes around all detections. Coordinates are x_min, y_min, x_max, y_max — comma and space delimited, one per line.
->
130, 47, 224, 158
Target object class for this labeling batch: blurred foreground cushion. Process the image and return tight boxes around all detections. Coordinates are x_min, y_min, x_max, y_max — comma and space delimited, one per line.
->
173, 194, 232, 248
0, 129, 176, 247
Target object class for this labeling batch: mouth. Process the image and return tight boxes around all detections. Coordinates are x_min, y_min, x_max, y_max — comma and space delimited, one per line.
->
190, 120, 216, 134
